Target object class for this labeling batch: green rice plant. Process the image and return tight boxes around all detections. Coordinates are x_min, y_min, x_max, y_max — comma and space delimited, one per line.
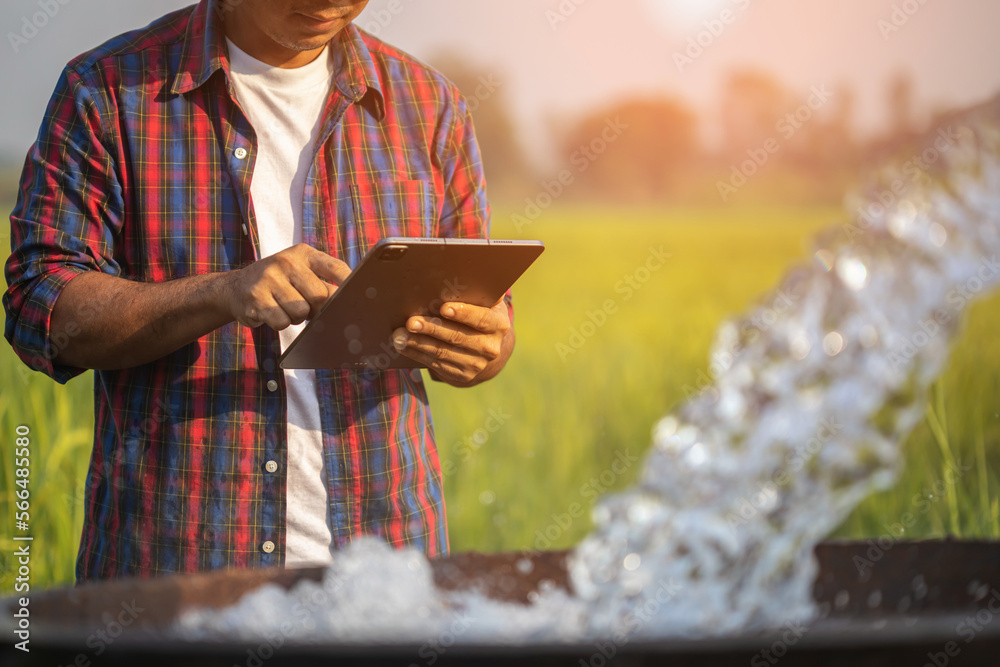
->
0, 356, 93, 595
925, 382, 961, 535
974, 403, 1000, 539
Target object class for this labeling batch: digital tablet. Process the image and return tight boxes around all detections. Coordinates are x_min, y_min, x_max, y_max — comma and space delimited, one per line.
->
278, 237, 545, 370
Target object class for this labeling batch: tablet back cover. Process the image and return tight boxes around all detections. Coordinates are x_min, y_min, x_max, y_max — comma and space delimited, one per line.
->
279, 238, 543, 370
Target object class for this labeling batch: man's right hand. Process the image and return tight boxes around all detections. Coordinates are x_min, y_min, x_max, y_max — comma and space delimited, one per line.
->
225, 244, 351, 331
50, 243, 351, 370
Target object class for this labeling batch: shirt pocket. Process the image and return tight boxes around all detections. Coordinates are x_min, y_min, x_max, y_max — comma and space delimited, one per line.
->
348, 180, 438, 262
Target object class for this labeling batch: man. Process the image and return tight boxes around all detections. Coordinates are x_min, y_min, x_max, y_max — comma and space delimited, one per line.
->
4, 0, 514, 581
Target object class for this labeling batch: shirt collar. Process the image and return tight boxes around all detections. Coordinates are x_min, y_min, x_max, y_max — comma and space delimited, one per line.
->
330, 24, 386, 121
171, 0, 385, 121
170, 0, 226, 96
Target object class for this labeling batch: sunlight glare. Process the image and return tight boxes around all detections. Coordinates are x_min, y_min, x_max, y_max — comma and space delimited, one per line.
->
643, 0, 736, 30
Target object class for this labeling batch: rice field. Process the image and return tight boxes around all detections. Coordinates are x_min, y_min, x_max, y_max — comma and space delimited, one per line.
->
2, 202, 998, 593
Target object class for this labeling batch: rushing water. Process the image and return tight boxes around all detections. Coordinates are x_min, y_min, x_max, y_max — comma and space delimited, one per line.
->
177, 96, 1000, 643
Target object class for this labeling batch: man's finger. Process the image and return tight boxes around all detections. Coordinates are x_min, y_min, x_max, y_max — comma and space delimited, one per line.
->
306, 248, 351, 285
246, 295, 292, 331
287, 270, 335, 318
405, 315, 477, 350
393, 328, 494, 367
392, 331, 486, 382
438, 301, 508, 333
270, 283, 312, 325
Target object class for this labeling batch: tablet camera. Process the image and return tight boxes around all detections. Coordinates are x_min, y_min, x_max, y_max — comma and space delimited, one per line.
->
377, 245, 408, 261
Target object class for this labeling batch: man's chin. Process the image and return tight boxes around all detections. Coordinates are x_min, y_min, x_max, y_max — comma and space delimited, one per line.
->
277, 32, 342, 52
283, 13, 353, 45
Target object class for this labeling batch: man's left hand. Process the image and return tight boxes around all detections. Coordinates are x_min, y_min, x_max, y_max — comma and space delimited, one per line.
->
392, 299, 514, 387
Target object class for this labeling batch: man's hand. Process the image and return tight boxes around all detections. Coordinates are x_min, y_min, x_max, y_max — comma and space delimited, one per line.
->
391, 299, 514, 387
225, 244, 351, 330
50, 243, 352, 370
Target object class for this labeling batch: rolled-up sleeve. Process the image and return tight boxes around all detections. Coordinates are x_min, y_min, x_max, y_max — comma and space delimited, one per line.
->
433, 89, 515, 324
3, 64, 124, 383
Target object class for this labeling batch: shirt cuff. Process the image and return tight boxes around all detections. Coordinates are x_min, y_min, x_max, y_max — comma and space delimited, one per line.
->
8, 266, 89, 384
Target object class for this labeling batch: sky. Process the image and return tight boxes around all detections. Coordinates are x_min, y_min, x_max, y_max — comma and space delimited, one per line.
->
2, 0, 999, 166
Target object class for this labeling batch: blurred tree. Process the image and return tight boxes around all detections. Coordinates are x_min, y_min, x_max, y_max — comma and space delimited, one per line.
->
720, 70, 791, 160
716, 71, 859, 203
786, 81, 859, 170
557, 96, 699, 202
864, 70, 926, 164
428, 53, 534, 202
888, 70, 916, 136
830, 82, 858, 156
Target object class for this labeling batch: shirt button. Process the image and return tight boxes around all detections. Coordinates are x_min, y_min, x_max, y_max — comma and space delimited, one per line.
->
262, 540, 275, 554
265, 460, 278, 473
266, 379, 278, 392
234, 147, 248, 160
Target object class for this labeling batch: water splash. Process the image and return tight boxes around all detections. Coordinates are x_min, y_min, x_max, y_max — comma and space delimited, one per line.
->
176, 96, 1000, 642
570, 97, 1000, 637
177, 537, 589, 643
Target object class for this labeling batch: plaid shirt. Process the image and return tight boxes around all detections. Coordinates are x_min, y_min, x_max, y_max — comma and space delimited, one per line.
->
4, 0, 493, 581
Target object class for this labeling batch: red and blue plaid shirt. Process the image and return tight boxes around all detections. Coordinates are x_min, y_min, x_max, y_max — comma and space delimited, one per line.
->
4, 0, 493, 581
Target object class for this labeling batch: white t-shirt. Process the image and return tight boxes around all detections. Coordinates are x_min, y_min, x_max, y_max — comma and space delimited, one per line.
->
227, 39, 335, 567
